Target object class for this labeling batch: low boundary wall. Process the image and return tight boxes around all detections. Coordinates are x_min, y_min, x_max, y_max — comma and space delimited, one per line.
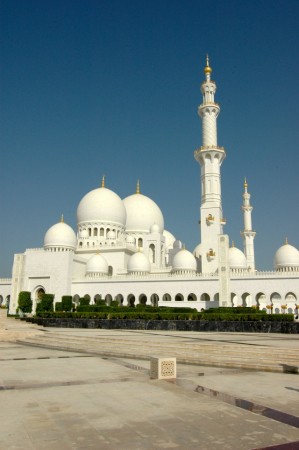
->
26, 318, 299, 333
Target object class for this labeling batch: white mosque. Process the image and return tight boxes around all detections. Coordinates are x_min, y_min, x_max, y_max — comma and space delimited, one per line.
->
1, 58, 298, 315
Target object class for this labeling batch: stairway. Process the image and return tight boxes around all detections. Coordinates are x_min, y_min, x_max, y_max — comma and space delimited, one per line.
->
16, 329, 299, 373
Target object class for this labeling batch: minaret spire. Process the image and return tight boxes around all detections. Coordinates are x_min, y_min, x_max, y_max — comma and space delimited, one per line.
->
136, 179, 140, 194
194, 57, 226, 274
101, 175, 105, 188
204, 54, 212, 82
241, 179, 256, 271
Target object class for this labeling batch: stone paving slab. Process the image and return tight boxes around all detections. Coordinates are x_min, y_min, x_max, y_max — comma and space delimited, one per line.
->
1, 312, 299, 449
0, 342, 299, 449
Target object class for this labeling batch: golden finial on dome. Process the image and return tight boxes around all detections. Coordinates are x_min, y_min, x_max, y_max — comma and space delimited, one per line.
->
60, 214, 64, 223
136, 179, 140, 194
232, 240, 235, 248
101, 175, 105, 188
285, 237, 288, 245
204, 54, 212, 74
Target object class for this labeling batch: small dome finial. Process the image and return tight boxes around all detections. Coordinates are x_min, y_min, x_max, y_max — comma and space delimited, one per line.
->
204, 54, 212, 75
232, 240, 235, 248
101, 175, 105, 188
136, 179, 140, 194
60, 214, 64, 223
285, 237, 288, 245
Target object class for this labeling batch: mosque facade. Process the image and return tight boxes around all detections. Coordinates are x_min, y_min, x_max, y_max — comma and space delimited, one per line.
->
1, 59, 298, 314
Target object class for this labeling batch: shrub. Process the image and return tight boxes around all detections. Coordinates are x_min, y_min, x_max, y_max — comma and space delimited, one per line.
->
36, 294, 54, 314
79, 297, 90, 306
18, 291, 33, 314
61, 296, 73, 312
55, 302, 63, 312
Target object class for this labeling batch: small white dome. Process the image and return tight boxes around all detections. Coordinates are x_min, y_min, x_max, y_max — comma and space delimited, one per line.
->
193, 243, 202, 258
86, 254, 108, 274
77, 187, 126, 226
127, 251, 150, 273
229, 246, 247, 269
274, 242, 299, 270
107, 230, 116, 239
172, 248, 197, 272
123, 193, 164, 233
173, 239, 182, 249
44, 220, 77, 250
150, 223, 161, 234
163, 230, 176, 249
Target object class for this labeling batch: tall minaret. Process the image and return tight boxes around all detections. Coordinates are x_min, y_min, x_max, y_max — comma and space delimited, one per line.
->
194, 56, 226, 274
241, 179, 256, 271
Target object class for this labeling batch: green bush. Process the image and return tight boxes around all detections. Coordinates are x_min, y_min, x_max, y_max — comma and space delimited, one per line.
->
79, 297, 90, 306
55, 302, 63, 312
95, 298, 105, 306
36, 294, 54, 314
18, 291, 33, 314
61, 296, 73, 312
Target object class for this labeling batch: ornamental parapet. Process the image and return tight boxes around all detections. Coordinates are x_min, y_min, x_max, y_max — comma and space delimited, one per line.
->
72, 271, 218, 283
230, 269, 299, 279
0, 278, 12, 283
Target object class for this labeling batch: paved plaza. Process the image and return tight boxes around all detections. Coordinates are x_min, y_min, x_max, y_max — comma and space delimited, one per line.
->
0, 311, 298, 449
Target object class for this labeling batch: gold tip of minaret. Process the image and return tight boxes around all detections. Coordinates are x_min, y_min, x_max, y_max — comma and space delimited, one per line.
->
136, 179, 140, 194
60, 214, 64, 223
244, 177, 248, 188
101, 175, 105, 188
204, 54, 212, 74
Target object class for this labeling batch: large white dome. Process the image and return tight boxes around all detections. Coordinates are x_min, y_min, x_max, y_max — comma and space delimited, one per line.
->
193, 243, 202, 258
228, 246, 247, 269
86, 253, 108, 275
172, 248, 197, 272
274, 242, 299, 270
77, 187, 126, 226
44, 220, 77, 250
163, 230, 176, 249
127, 251, 150, 273
123, 193, 164, 233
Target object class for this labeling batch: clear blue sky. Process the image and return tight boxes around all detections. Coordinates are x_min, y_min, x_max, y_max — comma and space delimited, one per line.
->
1, 0, 299, 277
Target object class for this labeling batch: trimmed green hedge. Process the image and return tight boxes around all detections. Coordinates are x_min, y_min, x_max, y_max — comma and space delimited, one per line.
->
18, 291, 33, 314
61, 296, 73, 312
36, 294, 54, 313
35, 311, 294, 322
204, 307, 266, 315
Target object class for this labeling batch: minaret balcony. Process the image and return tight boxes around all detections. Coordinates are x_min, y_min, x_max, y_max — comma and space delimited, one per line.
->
199, 145, 225, 151
220, 218, 226, 225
